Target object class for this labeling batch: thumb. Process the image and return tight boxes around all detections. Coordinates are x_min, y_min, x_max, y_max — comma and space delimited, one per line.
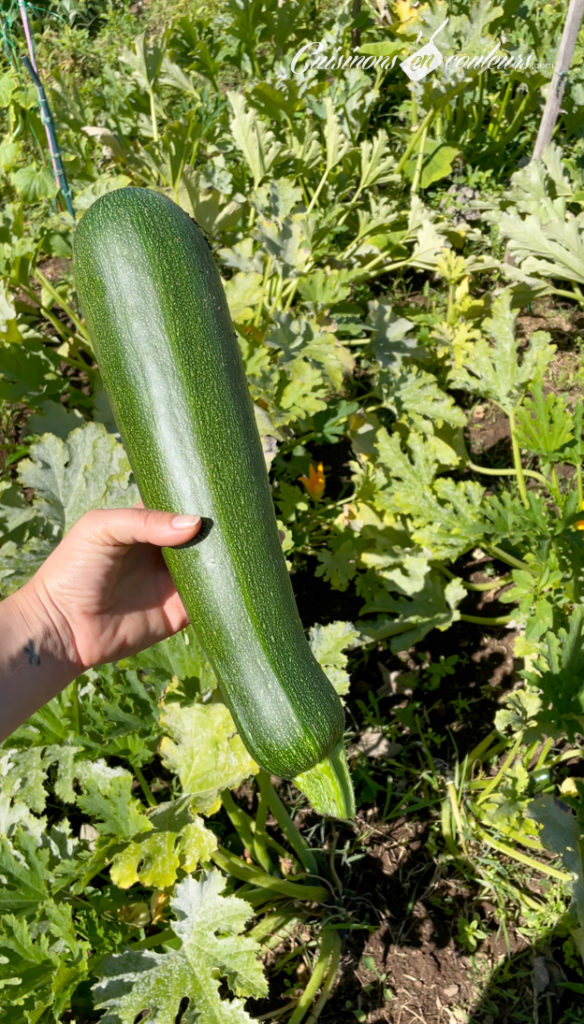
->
76, 507, 202, 548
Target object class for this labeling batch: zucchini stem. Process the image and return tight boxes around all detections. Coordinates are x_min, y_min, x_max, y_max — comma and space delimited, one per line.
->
288, 927, 341, 1024
212, 848, 328, 903
266, 777, 319, 876
133, 764, 156, 808
221, 789, 273, 875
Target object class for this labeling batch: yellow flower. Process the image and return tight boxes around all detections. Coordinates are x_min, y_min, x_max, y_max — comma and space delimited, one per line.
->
577, 502, 584, 530
299, 462, 325, 501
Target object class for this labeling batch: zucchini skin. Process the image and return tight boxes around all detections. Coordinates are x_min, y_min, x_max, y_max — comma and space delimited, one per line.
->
73, 187, 345, 779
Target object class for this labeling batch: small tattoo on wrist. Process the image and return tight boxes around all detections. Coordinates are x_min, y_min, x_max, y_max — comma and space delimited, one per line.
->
24, 639, 40, 665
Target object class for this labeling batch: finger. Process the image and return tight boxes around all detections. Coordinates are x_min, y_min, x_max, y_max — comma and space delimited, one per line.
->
133, 498, 145, 509
77, 507, 202, 548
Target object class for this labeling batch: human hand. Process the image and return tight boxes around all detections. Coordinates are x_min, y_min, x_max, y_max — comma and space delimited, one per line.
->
19, 505, 201, 674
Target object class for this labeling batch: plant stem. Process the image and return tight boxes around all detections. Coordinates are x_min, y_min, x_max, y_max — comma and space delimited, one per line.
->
475, 829, 571, 880
221, 789, 273, 874
282, 278, 300, 312
148, 86, 159, 142
445, 779, 468, 856
133, 764, 156, 808
267, 781, 319, 876
350, 254, 410, 283
254, 255, 272, 326
71, 678, 81, 734
32, 269, 91, 341
306, 167, 329, 216
484, 543, 531, 572
132, 927, 175, 950
534, 736, 554, 770
212, 848, 327, 902
255, 770, 270, 835
508, 408, 529, 507
464, 576, 512, 592
396, 108, 435, 176
476, 733, 523, 806
249, 910, 300, 945
488, 78, 513, 140
411, 117, 429, 195
459, 613, 514, 626
288, 928, 341, 1024
464, 730, 505, 769
467, 458, 548, 488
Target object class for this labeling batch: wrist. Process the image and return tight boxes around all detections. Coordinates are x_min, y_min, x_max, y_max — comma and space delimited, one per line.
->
0, 582, 81, 743
13, 577, 83, 680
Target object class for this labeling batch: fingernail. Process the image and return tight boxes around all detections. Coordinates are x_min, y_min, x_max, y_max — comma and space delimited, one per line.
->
171, 514, 201, 529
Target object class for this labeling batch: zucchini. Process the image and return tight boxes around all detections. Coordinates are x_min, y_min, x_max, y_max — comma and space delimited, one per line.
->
73, 187, 354, 818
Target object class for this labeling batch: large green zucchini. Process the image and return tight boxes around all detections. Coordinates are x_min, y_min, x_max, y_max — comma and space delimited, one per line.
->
73, 187, 353, 816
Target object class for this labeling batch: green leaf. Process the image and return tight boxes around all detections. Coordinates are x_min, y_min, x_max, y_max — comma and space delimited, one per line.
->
179, 816, 219, 872
0, 901, 89, 1018
0, 73, 16, 107
159, 55, 198, 95
228, 92, 283, 187
278, 358, 328, 419
483, 489, 550, 548
373, 430, 462, 536
403, 140, 460, 189
223, 271, 265, 322
521, 610, 584, 742
502, 143, 572, 221
93, 871, 267, 1024
528, 794, 584, 934
0, 834, 49, 914
17, 421, 138, 536
367, 300, 420, 372
0, 913, 54, 1006
500, 211, 584, 286
515, 383, 574, 461
323, 95, 352, 172
357, 130, 396, 191
448, 291, 555, 413
359, 574, 466, 653
250, 81, 301, 123
407, 198, 449, 270
250, 177, 303, 220
111, 799, 218, 888
316, 538, 360, 592
0, 140, 19, 174
309, 621, 360, 696
111, 831, 179, 890
74, 762, 151, 838
10, 166, 58, 202
0, 746, 51, 816
0, 335, 63, 404
412, 477, 486, 560
255, 214, 311, 274
297, 267, 353, 306
123, 625, 217, 693
120, 32, 163, 89
159, 702, 258, 815
494, 688, 542, 735
385, 365, 466, 434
